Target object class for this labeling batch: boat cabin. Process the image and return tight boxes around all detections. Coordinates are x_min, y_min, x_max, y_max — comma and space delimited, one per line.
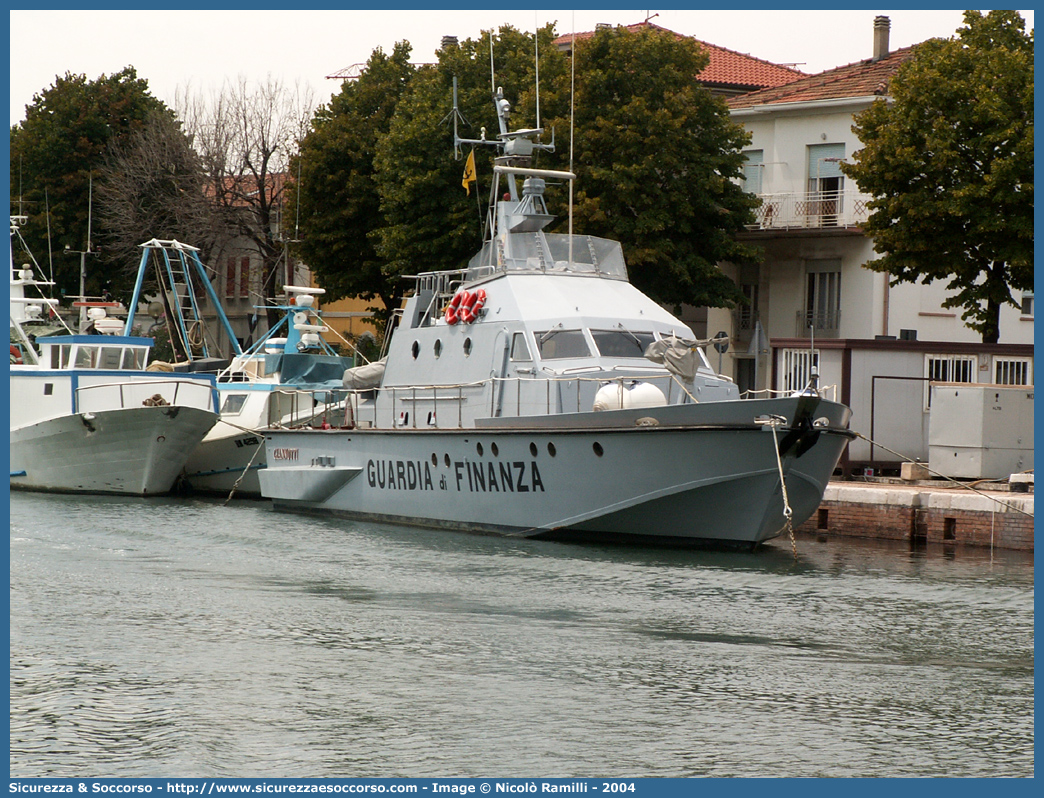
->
34, 335, 152, 372
356, 210, 738, 431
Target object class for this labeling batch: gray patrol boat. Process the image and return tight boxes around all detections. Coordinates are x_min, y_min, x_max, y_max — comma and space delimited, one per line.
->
259, 82, 855, 549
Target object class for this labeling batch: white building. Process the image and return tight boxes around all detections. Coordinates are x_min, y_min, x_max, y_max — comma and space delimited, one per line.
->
713, 16, 1033, 475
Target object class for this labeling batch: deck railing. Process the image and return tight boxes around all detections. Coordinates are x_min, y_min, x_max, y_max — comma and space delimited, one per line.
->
267, 372, 836, 432
75, 378, 216, 413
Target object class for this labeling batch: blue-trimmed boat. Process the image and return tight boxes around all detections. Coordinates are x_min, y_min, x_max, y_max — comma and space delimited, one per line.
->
9, 221, 220, 495
123, 239, 354, 497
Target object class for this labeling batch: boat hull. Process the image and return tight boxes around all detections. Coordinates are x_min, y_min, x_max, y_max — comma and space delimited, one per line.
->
10, 405, 218, 496
180, 423, 266, 497
178, 392, 342, 498
259, 397, 853, 548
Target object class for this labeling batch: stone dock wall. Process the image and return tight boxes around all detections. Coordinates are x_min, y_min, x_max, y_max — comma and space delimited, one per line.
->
795, 482, 1034, 551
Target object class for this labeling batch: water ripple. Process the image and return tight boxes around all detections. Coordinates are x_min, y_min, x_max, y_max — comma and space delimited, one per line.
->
9, 492, 1034, 778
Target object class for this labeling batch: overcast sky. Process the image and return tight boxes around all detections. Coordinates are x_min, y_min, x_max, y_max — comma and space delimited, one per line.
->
9, 8, 1036, 126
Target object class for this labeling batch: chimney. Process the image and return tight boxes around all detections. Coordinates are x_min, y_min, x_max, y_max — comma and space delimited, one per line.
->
872, 15, 891, 61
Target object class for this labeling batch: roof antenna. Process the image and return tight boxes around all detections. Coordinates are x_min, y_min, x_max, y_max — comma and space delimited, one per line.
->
45, 188, 54, 284
489, 30, 496, 96
568, 11, 576, 264
534, 14, 540, 130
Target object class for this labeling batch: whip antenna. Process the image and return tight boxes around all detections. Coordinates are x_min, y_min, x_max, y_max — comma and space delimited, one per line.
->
490, 31, 495, 95
534, 15, 540, 130
568, 13, 576, 260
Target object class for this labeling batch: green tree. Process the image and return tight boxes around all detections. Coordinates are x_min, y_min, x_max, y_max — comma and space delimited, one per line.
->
291, 42, 417, 329
547, 24, 759, 309
843, 11, 1033, 343
10, 67, 170, 299
299, 23, 758, 325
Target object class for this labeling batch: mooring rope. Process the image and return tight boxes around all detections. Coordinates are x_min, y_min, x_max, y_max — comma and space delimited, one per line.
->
758, 414, 797, 559
853, 432, 1033, 518
223, 437, 267, 506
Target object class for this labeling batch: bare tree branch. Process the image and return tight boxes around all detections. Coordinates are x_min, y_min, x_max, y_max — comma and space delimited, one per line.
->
177, 75, 315, 327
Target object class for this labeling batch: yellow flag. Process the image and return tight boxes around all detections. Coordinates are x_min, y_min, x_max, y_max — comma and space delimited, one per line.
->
462, 149, 477, 195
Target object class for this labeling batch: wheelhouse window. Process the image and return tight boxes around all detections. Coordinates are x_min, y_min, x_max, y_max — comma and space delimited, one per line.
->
73, 346, 94, 369
591, 329, 655, 358
122, 348, 147, 369
534, 329, 592, 360
98, 347, 123, 370
510, 332, 532, 361
220, 394, 248, 415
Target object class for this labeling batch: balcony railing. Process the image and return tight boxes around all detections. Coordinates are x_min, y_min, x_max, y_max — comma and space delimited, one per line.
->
796, 309, 841, 338
748, 190, 872, 230
732, 306, 759, 333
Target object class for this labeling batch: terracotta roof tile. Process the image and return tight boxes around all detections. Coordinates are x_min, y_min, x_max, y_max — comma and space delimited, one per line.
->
553, 22, 806, 91
727, 46, 917, 109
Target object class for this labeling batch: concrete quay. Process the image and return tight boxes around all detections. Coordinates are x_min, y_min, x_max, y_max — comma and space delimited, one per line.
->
796, 479, 1034, 551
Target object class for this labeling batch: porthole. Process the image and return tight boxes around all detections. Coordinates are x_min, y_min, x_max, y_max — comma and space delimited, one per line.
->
491, 442, 499, 457
529, 442, 538, 457
463, 337, 473, 357
476, 442, 484, 457
444, 453, 451, 467
411, 341, 420, 359
592, 442, 604, 457
434, 339, 442, 359
547, 442, 556, 457
431, 453, 438, 467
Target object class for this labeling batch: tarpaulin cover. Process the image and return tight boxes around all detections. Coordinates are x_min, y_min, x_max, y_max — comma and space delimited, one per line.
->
265, 352, 355, 388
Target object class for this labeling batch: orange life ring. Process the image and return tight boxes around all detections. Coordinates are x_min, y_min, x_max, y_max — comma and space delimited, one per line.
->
445, 290, 468, 325
10, 345, 23, 364
461, 288, 486, 324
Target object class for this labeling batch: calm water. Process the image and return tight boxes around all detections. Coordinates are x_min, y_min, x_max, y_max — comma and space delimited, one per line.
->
9, 491, 1034, 778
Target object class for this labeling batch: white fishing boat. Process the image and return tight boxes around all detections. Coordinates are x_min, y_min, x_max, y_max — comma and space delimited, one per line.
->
179, 286, 356, 497
257, 81, 855, 549
9, 219, 220, 496
122, 239, 355, 497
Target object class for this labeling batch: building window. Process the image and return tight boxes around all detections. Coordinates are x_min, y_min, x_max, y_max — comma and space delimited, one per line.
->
737, 283, 759, 331
225, 256, 253, 300
994, 357, 1033, 386
225, 257, 236, 299
239, 256, 251, 299
807, 143, 845, 226
1021, 291, 1033, 317
803, 260, 841, 334
781, 348, 819, 394
742, 149, 763, 194
925, 354, 976, 409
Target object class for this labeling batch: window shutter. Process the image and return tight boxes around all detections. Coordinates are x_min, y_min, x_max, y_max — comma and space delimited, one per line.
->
808, 143, 845, 178
742, 149, 764, 193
